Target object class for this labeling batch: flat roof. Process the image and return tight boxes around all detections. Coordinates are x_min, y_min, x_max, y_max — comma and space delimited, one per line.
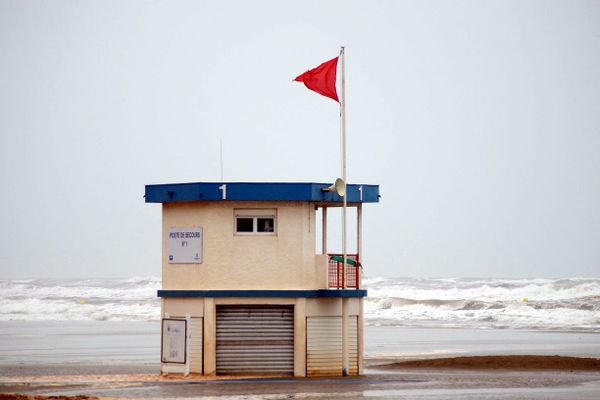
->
145, 182, 380, 204
157, 289, 368, 298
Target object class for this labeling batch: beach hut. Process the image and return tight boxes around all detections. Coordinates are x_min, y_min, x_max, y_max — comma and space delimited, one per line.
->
145, 181, 379, 377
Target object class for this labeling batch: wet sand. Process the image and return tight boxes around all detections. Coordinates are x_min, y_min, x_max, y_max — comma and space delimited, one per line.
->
373, 355, 600, 370
0, 395, 95, 400
1, 356, 600, 399
2, 322, 600, 398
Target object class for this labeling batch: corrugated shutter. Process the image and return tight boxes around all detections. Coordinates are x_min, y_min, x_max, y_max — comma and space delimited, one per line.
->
216, 305, 294, 375
306, 316, 342, 376
170, 316, 203, 374
348, 316, 358, 375
190, 317, 203, 373
306, 316, 359, 376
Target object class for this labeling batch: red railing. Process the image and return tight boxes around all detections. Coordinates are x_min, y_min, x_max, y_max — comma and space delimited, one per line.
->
328, 253, 360, 289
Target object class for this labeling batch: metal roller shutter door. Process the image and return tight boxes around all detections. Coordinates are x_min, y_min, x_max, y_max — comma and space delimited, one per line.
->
216, 305, 294, 375
190, 317, 203, 373
170, 316, 203, 374
306, 316, 359, 376
306, 316, 342, 376
348, 316, 358, 375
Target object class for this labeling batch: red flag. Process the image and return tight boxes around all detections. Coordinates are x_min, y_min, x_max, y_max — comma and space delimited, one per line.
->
294, 57, 339, 102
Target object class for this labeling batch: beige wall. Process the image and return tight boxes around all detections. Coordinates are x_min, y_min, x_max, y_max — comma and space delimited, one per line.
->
162, 201, 321, 290
306, 297, 360, 316
163, 297, 361, 318
162, 298, 204, 317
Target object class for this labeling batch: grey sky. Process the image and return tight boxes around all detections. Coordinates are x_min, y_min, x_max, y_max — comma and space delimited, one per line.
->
1, 1, 599, 279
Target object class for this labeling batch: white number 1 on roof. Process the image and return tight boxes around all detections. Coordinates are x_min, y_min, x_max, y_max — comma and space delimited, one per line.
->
219, 184, 227, 200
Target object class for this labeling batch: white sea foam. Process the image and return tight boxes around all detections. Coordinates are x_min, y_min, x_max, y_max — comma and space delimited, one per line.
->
0, 276, 599, 331
363, 277, 600, 332
0, 277, 161, 322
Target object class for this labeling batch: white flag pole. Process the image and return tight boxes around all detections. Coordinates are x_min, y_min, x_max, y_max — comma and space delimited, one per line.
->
340, 46, 350, 377
340, 46, 347, 289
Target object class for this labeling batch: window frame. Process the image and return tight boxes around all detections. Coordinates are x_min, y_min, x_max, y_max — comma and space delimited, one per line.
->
234, 209, 277, 236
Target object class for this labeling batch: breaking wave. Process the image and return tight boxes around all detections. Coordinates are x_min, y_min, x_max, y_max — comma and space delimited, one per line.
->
0, 277, 161, 322
363, 277, 600, 332
1, 276, 599, 331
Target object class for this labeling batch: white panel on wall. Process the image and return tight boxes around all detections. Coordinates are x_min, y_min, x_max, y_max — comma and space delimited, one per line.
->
161, 319, 187, 364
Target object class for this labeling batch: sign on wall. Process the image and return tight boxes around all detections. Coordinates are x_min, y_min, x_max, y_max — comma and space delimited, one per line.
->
168, 227, 203, 264
161, 318, 187, 364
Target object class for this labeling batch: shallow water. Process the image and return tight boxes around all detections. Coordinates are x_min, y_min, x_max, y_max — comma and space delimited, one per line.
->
1, 321, 598, 369
364, 326, 600, 360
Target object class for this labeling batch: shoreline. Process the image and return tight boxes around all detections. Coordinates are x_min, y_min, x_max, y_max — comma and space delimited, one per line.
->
1, 356, 600, 400
1, 355, 598, 383
0, 356, 600, 400
2, 323, 599, 398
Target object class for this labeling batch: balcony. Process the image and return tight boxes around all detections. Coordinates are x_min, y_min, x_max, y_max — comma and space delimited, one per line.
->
327, 253, 360, 289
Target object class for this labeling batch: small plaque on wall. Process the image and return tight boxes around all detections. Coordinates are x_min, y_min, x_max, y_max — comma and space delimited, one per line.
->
168, 227, 203, 264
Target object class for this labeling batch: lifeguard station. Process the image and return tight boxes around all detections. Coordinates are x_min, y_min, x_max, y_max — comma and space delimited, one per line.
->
145, 181, 379, 377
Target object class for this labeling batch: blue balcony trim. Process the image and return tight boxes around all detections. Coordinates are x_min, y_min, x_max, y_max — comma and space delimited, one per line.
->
157, 289, 367, 298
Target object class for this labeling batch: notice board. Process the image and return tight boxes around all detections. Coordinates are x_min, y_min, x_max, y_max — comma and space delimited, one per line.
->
168, 227, 203, 264
161, 318, 187, 364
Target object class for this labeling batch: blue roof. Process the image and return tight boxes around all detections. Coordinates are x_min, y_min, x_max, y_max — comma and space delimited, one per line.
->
144, 182, 379, 204
157, 289, 368, 298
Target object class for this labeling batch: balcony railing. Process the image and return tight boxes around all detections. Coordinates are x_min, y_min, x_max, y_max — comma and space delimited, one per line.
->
328, 253, 360, 289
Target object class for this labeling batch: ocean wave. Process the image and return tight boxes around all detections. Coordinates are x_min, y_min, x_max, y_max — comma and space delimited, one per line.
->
1, 276, 599, 331
363, 277, 600, 332
0, 277, 161, 322
0, 297, 159, 321
364, 277, 600, 302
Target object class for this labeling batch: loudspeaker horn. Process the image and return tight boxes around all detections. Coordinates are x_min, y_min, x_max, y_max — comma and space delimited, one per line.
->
321, 178, 346, 197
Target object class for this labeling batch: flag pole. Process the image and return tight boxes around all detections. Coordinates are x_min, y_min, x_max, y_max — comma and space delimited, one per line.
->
340, 46, 347, 290
340, 45, 349, 377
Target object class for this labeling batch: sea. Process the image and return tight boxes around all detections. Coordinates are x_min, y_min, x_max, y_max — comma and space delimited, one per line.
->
1, 276, 599, 332
1, 276, 600, 368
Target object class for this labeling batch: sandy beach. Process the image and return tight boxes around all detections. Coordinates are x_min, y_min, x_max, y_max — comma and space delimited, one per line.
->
1, 321, 599, 399
1, 357, 600, 399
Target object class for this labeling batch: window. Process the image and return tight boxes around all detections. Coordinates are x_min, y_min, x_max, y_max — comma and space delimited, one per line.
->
236, 218, 254, 232
257, 218, 274, 232
234, 209, 277, 235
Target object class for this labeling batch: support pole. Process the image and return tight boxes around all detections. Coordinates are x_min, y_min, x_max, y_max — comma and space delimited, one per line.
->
358, 296, 364, 375
342, 296, 349, 375
322, 207, 328, 254
357, 204, 363, 375
340, 46, 347, 289
357, 204, 362, 288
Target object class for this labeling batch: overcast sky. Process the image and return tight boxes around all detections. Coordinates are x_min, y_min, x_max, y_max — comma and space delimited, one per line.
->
1, 0, 599, 279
